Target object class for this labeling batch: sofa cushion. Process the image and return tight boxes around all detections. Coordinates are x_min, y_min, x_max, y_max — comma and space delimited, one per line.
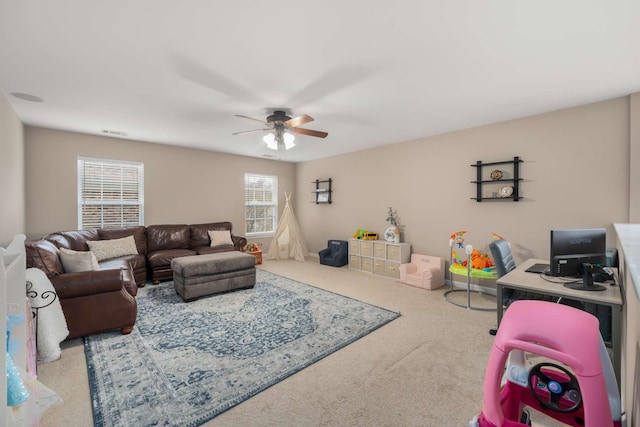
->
25, 240, 64, 278
96, 258, 138, 297
99, 226, 147, 255
189, 222, 232, 248
59, 248, 100, 273
46, 229, 100, 251
87, 236, 139, 261
147, 249, 197, 269
194, 245, 238, 255
208, 230, 234, 247
98, 254, 146, 273
146, 224, 190, 252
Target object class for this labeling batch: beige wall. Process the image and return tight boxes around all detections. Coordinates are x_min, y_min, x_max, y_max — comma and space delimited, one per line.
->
630, 93, 640, 222
24, 127, 296, 241
619, 98, 640, 426
296, 97, 630, 262
20, 96, 635, 260
0, 91, 25, 246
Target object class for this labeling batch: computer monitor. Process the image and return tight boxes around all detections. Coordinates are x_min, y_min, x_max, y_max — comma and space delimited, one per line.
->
549, 228, 607, 291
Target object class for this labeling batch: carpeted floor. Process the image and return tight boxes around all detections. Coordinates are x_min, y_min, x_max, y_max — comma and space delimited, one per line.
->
38, 257, 500, 426
85, 270, 399, 426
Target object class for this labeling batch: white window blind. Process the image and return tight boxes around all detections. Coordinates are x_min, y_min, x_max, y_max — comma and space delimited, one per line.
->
244, 173, 277, 235
78, 157, 144, 229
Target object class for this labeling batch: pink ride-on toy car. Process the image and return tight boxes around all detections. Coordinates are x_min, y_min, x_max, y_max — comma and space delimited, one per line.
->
471, 300, 621, 427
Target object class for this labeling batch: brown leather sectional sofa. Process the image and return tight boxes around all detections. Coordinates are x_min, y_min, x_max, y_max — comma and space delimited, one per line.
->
25, 222, 246, 339
145, 223, 247, 284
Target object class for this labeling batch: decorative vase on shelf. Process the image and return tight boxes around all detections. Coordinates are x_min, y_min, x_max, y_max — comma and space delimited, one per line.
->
490, 169, 503, 180
386, 207, 401, 243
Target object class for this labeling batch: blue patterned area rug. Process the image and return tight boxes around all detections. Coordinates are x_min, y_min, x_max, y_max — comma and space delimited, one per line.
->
84, 269, 399, 427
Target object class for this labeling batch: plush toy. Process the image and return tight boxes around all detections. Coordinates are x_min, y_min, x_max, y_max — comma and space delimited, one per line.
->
471, 249, 494, 271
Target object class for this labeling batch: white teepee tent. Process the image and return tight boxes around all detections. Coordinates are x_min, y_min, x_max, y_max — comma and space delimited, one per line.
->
266, 192, 308, 261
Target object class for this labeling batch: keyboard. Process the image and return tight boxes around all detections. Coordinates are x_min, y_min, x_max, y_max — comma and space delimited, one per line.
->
525, 263, 550, 274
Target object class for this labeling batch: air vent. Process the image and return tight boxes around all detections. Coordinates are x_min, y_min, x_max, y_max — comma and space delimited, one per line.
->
11, 92, 44, 102
100, 129, 128, 137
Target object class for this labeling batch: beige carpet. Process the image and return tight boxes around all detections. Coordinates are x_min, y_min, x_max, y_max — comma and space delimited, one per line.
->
37, 257, 500, 426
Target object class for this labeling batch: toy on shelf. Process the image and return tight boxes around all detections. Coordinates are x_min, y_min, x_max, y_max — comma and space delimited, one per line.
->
352, 229, 367, 239
352, 230, 380, 241
471, 300, 621, 427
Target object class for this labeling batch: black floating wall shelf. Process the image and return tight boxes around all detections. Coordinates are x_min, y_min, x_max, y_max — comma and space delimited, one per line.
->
312, 178, 332, 204
471, 157, 522, 202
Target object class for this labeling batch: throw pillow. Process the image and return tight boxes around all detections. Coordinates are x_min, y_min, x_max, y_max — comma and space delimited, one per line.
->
208, 230, 234, 247
86, 235, 139, 261
59, 247, 100, 273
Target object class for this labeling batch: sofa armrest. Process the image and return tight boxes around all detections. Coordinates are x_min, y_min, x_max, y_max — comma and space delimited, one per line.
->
429, 266, 445, 281
51, 269, 124, 299
232, 235, 247, 251
318, 248, 331, 257
420, 268, 436, 279
399, 264, 417, 274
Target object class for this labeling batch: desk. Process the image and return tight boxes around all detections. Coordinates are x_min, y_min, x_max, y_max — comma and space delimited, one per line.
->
496, 258, 623, 387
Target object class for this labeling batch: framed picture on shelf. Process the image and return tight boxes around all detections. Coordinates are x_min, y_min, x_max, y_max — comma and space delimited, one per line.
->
317, 192, 329, 203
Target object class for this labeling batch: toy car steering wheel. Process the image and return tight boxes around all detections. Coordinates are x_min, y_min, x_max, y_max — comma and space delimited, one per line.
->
528, 362, 582, 413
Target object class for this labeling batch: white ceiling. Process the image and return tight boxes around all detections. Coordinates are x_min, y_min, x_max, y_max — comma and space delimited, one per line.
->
1, 1, 639, 163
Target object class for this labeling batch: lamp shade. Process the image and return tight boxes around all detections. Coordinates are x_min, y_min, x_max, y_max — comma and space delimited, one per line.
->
284, 132, 295, 149
263, 130, 295, 150
263, 132, 277, 150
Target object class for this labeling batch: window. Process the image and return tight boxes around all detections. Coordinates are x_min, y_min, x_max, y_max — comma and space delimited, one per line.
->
78, 157, 144, 229
245, 173, 277, 235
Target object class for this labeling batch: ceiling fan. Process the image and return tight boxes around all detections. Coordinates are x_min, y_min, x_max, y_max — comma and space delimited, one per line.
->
233, 110, 328, 150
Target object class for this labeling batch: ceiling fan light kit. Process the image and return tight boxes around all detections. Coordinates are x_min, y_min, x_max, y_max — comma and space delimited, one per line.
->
263, 130, 295, 150
235, 110, 328, 151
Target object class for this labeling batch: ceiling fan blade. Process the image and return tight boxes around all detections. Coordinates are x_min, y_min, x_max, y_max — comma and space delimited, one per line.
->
292, 127, 328, 138
236, 114, 268, 125
285, 114, 314, 128
232, 128, 270, 136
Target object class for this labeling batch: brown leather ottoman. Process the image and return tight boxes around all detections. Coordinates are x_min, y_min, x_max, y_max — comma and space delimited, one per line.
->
171, 252, 256, 301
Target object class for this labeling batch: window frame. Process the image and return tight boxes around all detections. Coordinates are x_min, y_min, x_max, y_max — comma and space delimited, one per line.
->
244, 173, 278, 237
77, 156, 145, 229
